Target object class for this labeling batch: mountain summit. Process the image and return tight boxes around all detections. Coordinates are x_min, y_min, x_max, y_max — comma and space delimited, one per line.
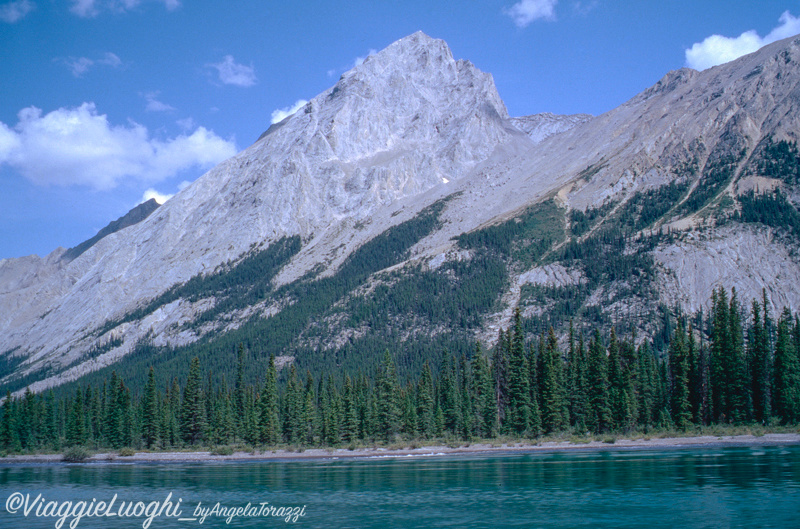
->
3, 33, 800, 395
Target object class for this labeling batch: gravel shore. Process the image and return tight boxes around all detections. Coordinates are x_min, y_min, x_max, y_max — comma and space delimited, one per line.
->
3, 433, 799, 464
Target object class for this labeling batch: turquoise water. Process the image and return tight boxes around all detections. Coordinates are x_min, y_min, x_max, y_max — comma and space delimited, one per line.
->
1, 445, 799, 528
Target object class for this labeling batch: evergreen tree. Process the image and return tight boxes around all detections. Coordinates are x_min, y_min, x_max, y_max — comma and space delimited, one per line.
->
259, 354, 280, 445
773, 309, 800, 424
505, 309, 531, 435
141, 367, 159, 449
586, 330, 611, 433
540, 327, 567, 433
668, 323, 692, 430
376, 350, 400, 440
416, 361, 435, 438
440, 353, 463, 435
471, 347, 496, 437
493, 328, 509, 431
233, 343, 246, 440
180, 357, 206, 445
567, 323, 588, 430
342, 375, 359, 442
284, 365, 303, 443
749, 294, 773, 424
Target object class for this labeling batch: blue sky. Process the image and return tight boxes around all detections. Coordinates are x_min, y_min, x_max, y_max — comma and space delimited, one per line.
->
0, 0, 798, 259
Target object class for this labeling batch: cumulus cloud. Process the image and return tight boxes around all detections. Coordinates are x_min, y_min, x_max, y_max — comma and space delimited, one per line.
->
686, 11, 800, 71
141, 187, 173, 204
270, 100, 308, 124
0, 102, 237, 190
208, 55, 257, 87
0, 0, 35, 23
70, 0, 179, 17
143, 91, 176, 112
504, 0, 557, 28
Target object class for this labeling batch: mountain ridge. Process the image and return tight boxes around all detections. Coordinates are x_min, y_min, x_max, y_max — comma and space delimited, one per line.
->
3, 32, 800, 395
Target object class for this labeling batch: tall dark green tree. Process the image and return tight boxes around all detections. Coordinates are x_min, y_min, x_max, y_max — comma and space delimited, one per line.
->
141, 367, 159, 449
668, 323, 692, 430
586, 330, 611, 433
259, 354, 280, 445
540, 327, 567, 433
773, 309, 800, 424
180, 357, 206, 445
417, 361, 435, 438
505, 309, 532, 435
375, 350, 400, 440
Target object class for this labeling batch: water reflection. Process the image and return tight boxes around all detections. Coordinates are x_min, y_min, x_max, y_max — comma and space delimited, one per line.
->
1, 446, 798, 528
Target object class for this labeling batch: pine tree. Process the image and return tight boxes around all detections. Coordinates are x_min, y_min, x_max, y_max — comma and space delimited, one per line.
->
376, 350, 400, 440
586, 330, 611, 433
749, 294, 772, 424
773, 309, 800, 424
668, 323, 692, 430
180, 357, 206, 445
141, 367, 159, 449
727, 289, 751, 423
284, 365, 302, 443
540, 327, 567, 433
493, 328, 509, 431
505, 309, 531, 435
342, 375, 359, 442
233, 343, 246, 441
440, 353, 463, 435
471, 347, 496, 437
417, 361, 435, 438
259, 354, 280, 445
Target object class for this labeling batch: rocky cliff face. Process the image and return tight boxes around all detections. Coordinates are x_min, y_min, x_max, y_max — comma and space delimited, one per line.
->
3, 32, 800, 394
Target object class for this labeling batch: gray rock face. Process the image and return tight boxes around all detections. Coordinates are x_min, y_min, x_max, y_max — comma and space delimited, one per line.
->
510, 113, 593, 144
3, 33, 800, 393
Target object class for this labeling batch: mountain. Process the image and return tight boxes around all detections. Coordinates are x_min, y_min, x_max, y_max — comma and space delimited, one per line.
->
3, 31, 800, 395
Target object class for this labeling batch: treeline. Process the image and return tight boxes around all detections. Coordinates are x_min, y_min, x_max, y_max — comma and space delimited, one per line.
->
1, 287, 799, 453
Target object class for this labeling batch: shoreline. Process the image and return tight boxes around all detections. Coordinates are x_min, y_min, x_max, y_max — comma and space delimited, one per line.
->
3, 433, 799, 464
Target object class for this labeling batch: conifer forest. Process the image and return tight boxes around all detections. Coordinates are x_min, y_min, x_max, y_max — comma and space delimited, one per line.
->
2, 286, 798, 454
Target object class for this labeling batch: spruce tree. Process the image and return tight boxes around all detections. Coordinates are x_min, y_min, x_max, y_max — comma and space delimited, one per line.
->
586, 330, 611, 433
668, 323, 692, 430
505, 309, 531, 435
259, 354, 280, 445
540, 327, 567, 433
141, 367, 159, 449
180, 357, 206, 445
773, 309, 800, 424
376, 350, 400, 440
417, 361, 435, 438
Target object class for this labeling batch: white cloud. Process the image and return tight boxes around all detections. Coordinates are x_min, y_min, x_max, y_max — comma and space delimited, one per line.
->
208, 55, 257, 87
572, 1, 597, 16
0, 0, 35, 23
69, 0, 97, 17
63, 57, 94, 77
143, 91, 176, 112
504, 0, 557, 28
141, 188, 173, 204
176, 117, 196, 131
70, 0, 179, 17
0, 102, 237, 190
353, 49, 377, 68
270, 100, 308, 124
686, 11, 800, 70
98, 51, 122, 67
58, 52, 122, 77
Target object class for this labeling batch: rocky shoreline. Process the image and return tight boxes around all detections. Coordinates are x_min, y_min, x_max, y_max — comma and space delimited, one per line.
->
3, 433, 798, 464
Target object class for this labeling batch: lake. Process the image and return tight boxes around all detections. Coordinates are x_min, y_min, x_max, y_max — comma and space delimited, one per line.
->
1, 445, 798, 528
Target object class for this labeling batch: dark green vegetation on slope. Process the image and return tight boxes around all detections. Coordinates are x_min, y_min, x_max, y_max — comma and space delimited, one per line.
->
4, 137, 800, 423
2, 287, 799, 453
